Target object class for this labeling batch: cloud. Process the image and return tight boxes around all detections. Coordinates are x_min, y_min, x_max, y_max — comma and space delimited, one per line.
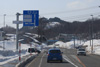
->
87, 0, 94, 2
67, 1, 87, 9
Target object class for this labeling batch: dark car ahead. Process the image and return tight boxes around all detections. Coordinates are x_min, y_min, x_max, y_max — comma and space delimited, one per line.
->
47, 48, 63, 63
28, 48, 41, 53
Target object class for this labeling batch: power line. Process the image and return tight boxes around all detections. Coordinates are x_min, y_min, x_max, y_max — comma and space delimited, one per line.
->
60, 12, 100, 20
40, 5, 100, 15
0, 5, 99, 17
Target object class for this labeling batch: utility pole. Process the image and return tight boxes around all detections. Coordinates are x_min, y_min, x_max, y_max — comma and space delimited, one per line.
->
13, 13, 23, 50
3, 14, 6, 50
79, 35, 81, 45
73, 35, 75, 48
89, 21, 91, 47
91, 15, 94, 54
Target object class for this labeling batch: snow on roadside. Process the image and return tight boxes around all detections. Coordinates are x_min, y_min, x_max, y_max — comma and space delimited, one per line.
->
54, 40, 84, 49
0, 40, 31, 65
0, 33, 42, 66
0, 52, 29, 65
83, 39, 100, 55
55, 41, 66, 48
54, 39, 100, 55
0, 38, 45, 65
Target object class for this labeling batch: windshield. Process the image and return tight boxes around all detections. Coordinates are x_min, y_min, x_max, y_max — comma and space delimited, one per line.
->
0, 1, 100, 67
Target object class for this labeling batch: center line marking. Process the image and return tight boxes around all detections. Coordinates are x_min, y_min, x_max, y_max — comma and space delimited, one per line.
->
76, 56, 86, 67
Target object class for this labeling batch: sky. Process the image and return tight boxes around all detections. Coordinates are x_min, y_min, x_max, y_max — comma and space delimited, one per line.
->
0, 0, 100, 28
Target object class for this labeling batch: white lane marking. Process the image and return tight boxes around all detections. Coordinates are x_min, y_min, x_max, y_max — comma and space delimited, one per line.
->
63, 55, 78, 67
38, 54, 45, 67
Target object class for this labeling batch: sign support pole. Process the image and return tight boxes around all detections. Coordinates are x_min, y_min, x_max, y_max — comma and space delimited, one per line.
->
16, 13, 19, 50
16, 13, 22, 50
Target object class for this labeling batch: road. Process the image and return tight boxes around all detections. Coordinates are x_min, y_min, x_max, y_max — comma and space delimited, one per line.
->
26, 48, 100, 67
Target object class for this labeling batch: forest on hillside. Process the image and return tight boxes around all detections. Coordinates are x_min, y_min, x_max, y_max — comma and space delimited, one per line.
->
1, 17, 100, 40
20, 17, 100, 39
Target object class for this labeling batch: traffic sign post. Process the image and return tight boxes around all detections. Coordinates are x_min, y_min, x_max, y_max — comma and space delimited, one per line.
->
23, 10, 39, 26
13, 21, 23, 24
13, 10, 39, 50
13, 13, 22, 50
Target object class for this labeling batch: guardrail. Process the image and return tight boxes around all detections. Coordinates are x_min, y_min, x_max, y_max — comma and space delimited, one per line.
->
16, 54, 38, 67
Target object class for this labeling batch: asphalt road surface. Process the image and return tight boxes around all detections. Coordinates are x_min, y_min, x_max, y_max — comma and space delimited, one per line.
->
26, 48, 100, 67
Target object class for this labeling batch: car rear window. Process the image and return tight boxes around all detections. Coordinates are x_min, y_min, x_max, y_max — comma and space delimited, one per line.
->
28, 48, 35, 52
50, 50, 61, 53
79, 49, 85, 51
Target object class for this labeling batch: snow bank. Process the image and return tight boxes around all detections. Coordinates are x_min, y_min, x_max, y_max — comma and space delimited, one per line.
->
54, 39, 100, 55
0, 40, 36, 65
55, 41, 66, 48
83, 39, 100, 55
6, 34, 16, 41
0, 50, 26, 56
54, 40, 84, 49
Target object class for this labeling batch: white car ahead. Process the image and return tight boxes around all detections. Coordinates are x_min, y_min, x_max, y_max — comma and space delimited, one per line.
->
77, 48, 86, 56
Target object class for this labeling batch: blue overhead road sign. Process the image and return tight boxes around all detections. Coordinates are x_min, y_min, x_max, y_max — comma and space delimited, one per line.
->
23, 10, 39, 26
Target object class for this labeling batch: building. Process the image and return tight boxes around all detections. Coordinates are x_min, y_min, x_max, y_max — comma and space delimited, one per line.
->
58, 33, 74, 42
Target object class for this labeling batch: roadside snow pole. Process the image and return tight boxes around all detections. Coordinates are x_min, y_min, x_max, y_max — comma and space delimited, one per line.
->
30, 43, 32, 55
19, 42, 21, 61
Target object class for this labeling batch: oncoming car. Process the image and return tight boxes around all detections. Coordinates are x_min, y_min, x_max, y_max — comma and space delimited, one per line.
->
47, 48, 63, 63
77, 48, 86, 56
28, 48, 41, 54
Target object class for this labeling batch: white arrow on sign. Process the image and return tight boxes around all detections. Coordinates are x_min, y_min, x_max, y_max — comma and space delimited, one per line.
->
13, 21, 23, 24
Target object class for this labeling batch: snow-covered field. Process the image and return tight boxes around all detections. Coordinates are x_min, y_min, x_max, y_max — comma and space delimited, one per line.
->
0, 40, 44, 66
54, 39, 100, 55
0, 33, 47, 66
0, 40, 30, 65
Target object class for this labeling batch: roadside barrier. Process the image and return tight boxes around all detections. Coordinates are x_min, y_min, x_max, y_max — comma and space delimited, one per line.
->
16, 54, 38, 67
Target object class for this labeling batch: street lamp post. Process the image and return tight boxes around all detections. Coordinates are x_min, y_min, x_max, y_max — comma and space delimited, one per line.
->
4, 14, 6, 27
91, 15, 94, 54
72, 35, 75, 48
3, 14, 6, 50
